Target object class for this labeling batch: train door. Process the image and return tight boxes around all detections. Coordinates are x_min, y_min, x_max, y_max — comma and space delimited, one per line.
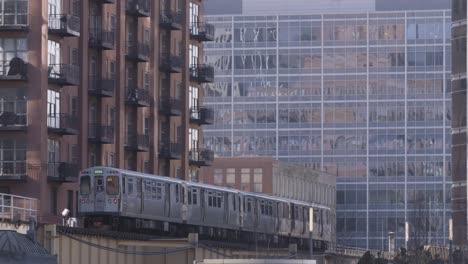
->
165, 183, 171, 217
223, 192, 229, 225
137, 178, 143, 213
94, 175, 105, 211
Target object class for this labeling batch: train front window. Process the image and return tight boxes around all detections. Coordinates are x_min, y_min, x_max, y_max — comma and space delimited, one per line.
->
106, 176, 119, 195
80, 176, 90, 195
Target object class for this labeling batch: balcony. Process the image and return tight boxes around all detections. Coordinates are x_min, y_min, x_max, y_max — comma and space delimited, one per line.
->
88, 76, 114, 97
159, 142, 182, 160
0, 161, 26, 181
47, 114, 79, 135
126, 0, 151, 17
190, 64, 214, 83
190, 107, 214, 125
0, 59, 28, 81
159, 10, 183, 30
126, 87, 151, 107
48, 64, 80, 86
190, 22, 215, 42
0, 111, 27, 131
125, 133, 150, 152
189, 148, 214, 167
159, 53, 182, 73
88, 124, 114, 144
94, 0, 115, 4
48, 14, 80, 37
126, 41, 150, 62
159, 97, 182, 116
89, 28, 115, 50
47, 162, 80, 183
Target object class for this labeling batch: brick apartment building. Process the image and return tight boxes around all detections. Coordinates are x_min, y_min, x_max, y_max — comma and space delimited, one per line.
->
0, 0, 214, 223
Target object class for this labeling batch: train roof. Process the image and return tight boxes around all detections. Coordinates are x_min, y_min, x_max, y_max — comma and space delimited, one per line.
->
81, 167, 331, 211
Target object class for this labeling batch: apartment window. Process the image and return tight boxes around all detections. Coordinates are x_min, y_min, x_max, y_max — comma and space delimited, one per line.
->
109, 61, 116, 80
47, 40, 60, 75
71, 97, 78, 117
108, 153, 115, 167
144, 161, 150, 173
189, 2, 199, 33
0, 0, 28, 26
71, 48, 79, 66
71, 145, 78, 164
144, 117, 150, 136
213, 169, 223, 185
144, 28, 150, 45
226, 168, 235, 184
0, 38, 27, 73
47, 90, 60, 128
189, 128, 198, 150
51, 188, 58, 215
0, 88, 26, 119
0, 137, 26, 177
110, 107, 115, 128
189, 44, 198, 66
254, 168, 263, 192
48, 0, 61, 15
90, 152, 96, 167
144, 72, 150, 91
48, 139, 59, 164
241, 168, 250, 191
189, 86, 199, 109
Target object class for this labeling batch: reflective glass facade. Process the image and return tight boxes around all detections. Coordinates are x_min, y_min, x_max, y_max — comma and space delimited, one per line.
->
204, 10, 452, 249
451, 0, 467, 247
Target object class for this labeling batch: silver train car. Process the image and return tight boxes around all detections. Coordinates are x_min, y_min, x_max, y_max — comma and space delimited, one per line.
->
78, 167, 332, 248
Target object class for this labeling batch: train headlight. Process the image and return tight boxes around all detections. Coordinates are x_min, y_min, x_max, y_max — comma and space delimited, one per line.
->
113, 199, 118, 204
81, 199, 86, 204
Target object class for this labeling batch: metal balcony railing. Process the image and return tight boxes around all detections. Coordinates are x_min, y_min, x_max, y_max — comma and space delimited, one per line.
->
126, 0, 151, 17
0, 110, 27, 131
190, 22, 215, 42
0, 193, 38, 222
88, 124, 114, 144
190, 64, 215, 83
159, 141, 182, 160
189, 148, 214, 166
47, 162, 80, 183
89, 28, 115, 50
159, 97, 183, 116
126, 87, 151, 107
125, 133, 150, 152
48, 14, 80, 37
159, 10, 183, 30
0, 59, 28, 80
125, 41, 150, 62
0, 161, 27, 181
159, 53, 182, 73
47, 114, 79, 135
189, 107, 214, 125
48, 64, 80, 86
88, 76, 115, 97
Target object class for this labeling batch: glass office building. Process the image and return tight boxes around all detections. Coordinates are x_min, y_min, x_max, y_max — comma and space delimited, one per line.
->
203, 8, 452, 249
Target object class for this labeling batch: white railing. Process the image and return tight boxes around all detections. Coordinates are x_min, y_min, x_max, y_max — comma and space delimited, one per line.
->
0, 193, 38, 222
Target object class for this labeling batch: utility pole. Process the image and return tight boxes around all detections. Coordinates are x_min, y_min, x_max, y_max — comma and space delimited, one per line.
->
449, 218, 453, 264
309, 208, 314, 259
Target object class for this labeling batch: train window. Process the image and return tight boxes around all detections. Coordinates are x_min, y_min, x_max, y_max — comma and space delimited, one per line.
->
175, 185, 179, 203
145, 181, 151, 192
122, 177, 126, 194
106, 176, 119, 195
151, 186, 156, 199
208, 191, 213, 207
96, 177, 104, 192
80, 176, 90, 195
128, 178, 134, 194
156, 183, 162, 200
192, 189, 198, 205
260, 200, 265, 214
232, 195, 236, 211
217, 193, 222, 208
247, 199, 252, 212
188, 189, 192, 204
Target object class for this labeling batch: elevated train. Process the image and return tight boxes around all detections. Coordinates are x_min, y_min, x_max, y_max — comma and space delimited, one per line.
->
78, 167, 332, 249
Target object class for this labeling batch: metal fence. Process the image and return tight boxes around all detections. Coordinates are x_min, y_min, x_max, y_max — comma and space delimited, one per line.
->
0, 193, 37, 222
